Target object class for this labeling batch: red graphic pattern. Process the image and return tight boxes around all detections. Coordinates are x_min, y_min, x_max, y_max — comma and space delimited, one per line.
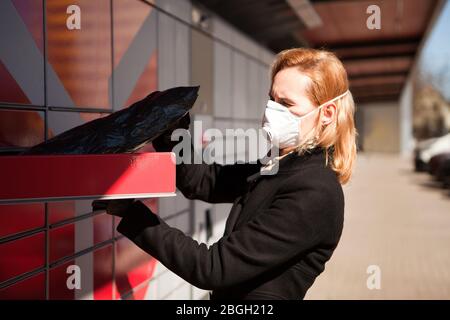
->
0, 0, 161, 299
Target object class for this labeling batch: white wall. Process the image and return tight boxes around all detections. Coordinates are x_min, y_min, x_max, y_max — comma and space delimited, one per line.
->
358, 101, 400, 153
399, 76, 415, 157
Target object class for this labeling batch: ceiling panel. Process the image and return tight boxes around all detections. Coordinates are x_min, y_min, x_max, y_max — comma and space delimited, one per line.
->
194, 0, 438, 103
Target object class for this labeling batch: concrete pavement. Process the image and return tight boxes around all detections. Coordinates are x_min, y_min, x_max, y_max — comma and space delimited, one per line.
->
305, 152, 450, 299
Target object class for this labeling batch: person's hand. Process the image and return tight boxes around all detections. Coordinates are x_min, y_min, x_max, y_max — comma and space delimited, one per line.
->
92, 198, 135, 217
152, 112, 191, 152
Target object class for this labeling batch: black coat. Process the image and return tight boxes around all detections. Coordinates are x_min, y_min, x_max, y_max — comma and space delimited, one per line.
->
117, 146, 345, 300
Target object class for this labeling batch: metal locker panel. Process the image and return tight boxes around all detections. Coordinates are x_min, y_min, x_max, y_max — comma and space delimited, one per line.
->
0, 203, 45, 239
158, 12, 176, 90
0, 0, 45, 106
46, 0, 112, 109
164, 282, 191, 300
48, 245, 113, 300
248, 59, 261, 120
114, 237, 157, 298
155, 0, 191, 25
213, 42, 232, 118
232, 51, 248, 119
175, 21, 190, 86
156, 269, 187, 299
112, 0, 158, 110
0, 232, 45, 283
193, 199, 212, 245
211, 16, 233, 44
247, 40, 260, 61
0, 153, 176, 203
168, 210, 191, 235
157, 196, 177, 219
0, 109, 45, 151
48, 213, 112, 263
0, 272, 45, 300
158, 189, 190, 220
191, 29, 214, 115
48, 199, 93, 225
212, 203, 232, 240
259, 64, 271, 113
47, 110, 106, 137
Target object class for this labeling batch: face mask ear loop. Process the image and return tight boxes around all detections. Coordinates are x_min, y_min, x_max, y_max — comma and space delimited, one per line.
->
316, 90, 350, 125
296, 90, 350, 122
317, 90, 350, 109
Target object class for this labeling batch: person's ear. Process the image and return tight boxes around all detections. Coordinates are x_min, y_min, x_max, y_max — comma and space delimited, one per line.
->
321, 103, 336, 126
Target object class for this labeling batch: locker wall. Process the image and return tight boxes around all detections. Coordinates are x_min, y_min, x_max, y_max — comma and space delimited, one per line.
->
0, 0, 274, 300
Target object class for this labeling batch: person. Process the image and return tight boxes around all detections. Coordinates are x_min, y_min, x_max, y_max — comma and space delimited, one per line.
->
93, 48, 358, 300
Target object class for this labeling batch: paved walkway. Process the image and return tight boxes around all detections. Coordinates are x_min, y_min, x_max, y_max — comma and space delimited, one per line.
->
305, 152, 450, 299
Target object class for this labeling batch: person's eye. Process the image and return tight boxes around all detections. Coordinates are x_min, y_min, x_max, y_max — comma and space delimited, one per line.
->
281, 100, 295, 107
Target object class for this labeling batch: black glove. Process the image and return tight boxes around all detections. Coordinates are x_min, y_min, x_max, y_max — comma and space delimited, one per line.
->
152, 112, 191, 152
92, 198, 135, 217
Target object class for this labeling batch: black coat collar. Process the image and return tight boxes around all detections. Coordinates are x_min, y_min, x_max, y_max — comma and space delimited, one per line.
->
247, 146, 328, 183
276, 146, 328, 173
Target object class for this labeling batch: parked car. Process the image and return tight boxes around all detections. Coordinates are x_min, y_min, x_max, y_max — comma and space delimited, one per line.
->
414, 133, 450, 172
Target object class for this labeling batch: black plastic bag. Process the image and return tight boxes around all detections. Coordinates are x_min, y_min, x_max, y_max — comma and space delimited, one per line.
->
23, 86, 199, 155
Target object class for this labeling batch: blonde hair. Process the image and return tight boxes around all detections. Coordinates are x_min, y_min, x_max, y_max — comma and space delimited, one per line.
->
270, 48, 358, 185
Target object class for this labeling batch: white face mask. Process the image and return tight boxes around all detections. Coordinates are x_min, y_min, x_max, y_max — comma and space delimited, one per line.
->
262, 90, 349, 149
